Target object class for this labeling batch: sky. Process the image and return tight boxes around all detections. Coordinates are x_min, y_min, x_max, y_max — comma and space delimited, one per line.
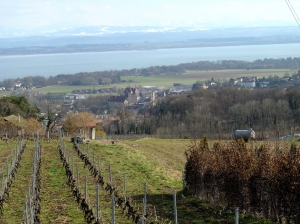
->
0, 0, 299, 31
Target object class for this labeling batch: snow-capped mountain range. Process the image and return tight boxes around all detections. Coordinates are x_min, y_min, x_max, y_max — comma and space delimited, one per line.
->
0, 26, 299, 48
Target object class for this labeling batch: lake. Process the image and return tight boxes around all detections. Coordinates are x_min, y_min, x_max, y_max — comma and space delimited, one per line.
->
0, 43, 299, 81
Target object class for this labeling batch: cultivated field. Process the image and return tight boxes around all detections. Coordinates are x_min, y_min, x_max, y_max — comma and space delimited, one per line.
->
0, 138, 282, 223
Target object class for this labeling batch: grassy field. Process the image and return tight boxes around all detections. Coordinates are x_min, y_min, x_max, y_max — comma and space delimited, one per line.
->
0, 138, 275, 223
33, 85, 105, 94
182, 69, 293, 79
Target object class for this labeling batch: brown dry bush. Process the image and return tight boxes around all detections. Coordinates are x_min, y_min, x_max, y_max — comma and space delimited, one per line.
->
185, 138, 300, 223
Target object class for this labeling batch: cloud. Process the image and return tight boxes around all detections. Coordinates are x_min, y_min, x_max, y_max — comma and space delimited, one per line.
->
65, 6, 72, 12
0, 0, 297, 30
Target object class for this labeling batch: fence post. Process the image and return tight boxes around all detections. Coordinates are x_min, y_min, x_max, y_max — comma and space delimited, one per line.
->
30, 206, 34, 224
96, 183, 99, 221
142, 183, 147, 224
87, 144, 90, 159
112, 192, 115, 224
24, 202, 28, 224
76, 164, 79, 186
123, 174, 127, 204
154, 206, 158, 223
6, 159, 9, 179
1, 167, 4, 191
235, 207, 239, 224
173, 190, 178, 224
27, 187, 31, 214
72, 157, 74, 175
84, 174, 88, 201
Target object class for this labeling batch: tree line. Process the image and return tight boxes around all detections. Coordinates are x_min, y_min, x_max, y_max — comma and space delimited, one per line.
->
128, 86, 300, 139
0, 96, 39, 118
1, 57, 299, 89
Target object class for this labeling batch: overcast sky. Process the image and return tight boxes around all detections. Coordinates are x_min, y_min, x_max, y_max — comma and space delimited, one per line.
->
1, 0, 299, 30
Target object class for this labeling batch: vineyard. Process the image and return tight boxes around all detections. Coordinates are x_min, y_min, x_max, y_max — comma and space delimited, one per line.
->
0, 137, 283, 223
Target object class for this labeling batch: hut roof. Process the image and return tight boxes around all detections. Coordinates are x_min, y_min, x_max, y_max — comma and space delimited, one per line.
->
3, 115, 27, 128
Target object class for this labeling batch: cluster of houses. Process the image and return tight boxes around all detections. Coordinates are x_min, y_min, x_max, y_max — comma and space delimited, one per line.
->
196, 73, 300, 90
233, 73, 300, 89
170, 83, 193, 93
0, 81, 36, 91
107, 87, 164, 108
62, 72, 300, 113
234, 76, 258, 88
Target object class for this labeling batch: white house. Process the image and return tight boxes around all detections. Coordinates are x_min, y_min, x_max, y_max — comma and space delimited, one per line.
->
236, 81, 256, 88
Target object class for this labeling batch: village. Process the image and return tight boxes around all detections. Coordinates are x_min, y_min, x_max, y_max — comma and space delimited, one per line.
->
0, 70, 300, 141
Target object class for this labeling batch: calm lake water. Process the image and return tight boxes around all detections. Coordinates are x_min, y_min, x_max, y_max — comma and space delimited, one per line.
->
0, 43, 299, 81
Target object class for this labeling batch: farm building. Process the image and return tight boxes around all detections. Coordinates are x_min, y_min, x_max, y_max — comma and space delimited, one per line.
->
70, 120, 99, 140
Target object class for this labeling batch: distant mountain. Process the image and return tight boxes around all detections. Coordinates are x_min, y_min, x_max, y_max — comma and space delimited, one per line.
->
0, 26, 197, 38
0, 26, 299, 53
